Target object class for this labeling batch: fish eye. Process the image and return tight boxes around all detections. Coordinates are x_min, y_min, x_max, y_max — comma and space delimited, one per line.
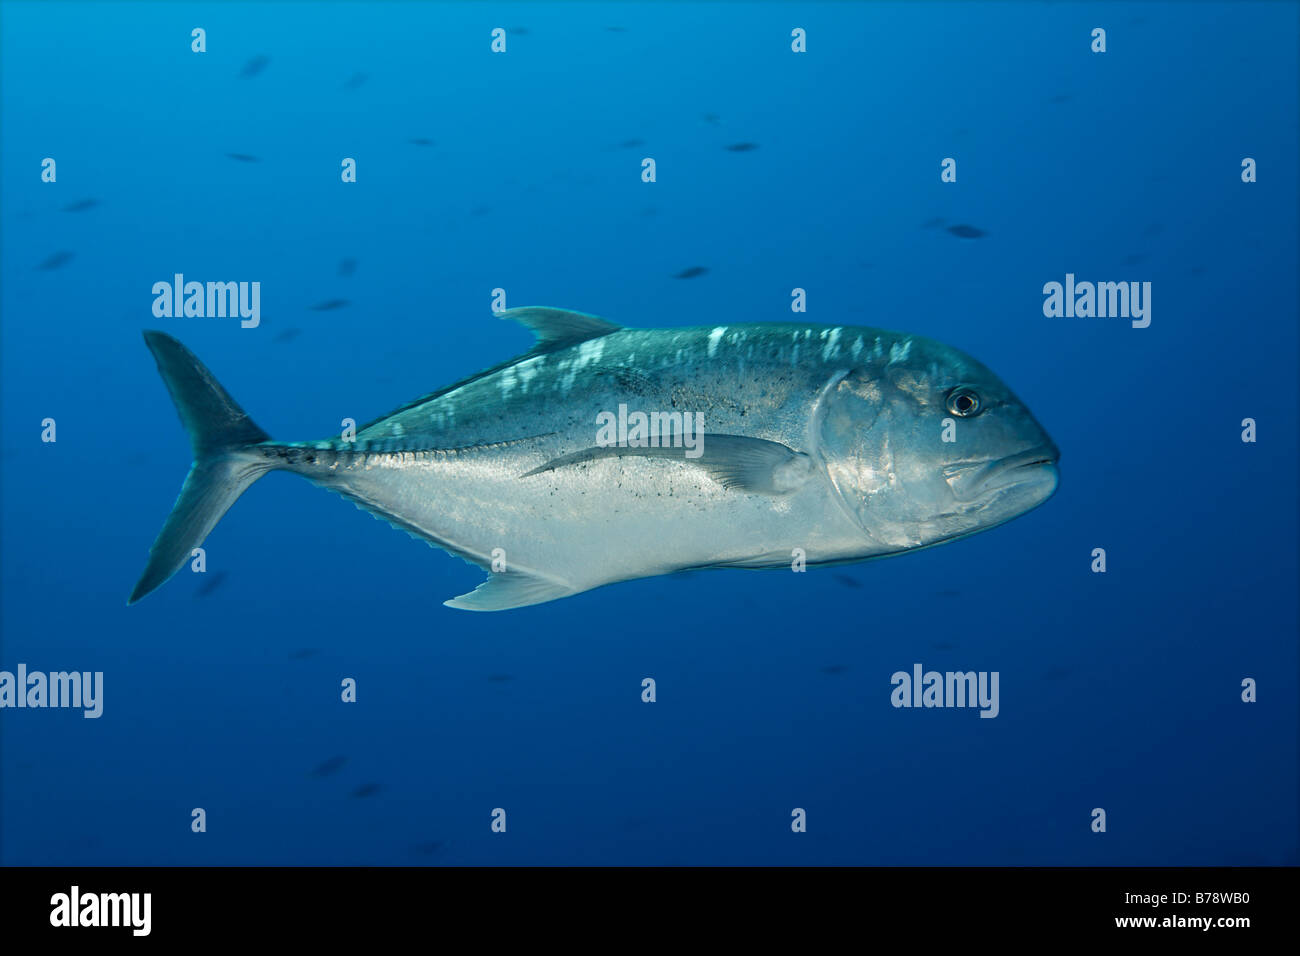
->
946, 387, 982, 418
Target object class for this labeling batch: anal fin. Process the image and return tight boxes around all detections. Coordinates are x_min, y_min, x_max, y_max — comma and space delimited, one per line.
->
444, 571, 576, 611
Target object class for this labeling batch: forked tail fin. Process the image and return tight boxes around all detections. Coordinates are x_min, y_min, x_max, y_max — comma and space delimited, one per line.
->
128, 331, 275, 604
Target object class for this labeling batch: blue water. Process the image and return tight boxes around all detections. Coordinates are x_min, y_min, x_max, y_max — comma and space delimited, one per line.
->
1, 1, 1296, 866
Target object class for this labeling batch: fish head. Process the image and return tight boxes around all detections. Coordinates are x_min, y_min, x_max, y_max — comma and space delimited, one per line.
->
817, 332, 1058, 552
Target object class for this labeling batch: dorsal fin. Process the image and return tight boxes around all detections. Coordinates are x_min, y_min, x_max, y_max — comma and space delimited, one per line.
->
497, 307, 621, 351
355, 307, 623, 432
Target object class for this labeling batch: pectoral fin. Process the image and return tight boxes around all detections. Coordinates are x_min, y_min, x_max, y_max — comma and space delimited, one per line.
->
519, 434, 815, 495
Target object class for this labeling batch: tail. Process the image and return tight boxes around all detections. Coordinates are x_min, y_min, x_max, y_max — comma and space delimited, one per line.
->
128, 331, 275, 604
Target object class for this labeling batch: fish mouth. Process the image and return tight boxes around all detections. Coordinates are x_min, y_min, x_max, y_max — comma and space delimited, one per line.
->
945, 445, 1060, 501
977, 447, 1059, 496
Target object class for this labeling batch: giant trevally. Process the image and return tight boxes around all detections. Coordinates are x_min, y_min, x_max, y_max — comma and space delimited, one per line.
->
129, 308, 1059, 610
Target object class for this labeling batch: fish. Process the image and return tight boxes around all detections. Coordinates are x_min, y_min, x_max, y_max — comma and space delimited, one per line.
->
723, 142, 759, 152
37, 251, 74, 270
194, 569, 228, 597
946, 224, 987, 239
831, 573, 861, 589
351, 783, 382, 798
337, 257, 358, 277
226, 153, 260, 163
407, 137, 435, 147
240, 55, 270, 78
617, 138, 646, 149
819, 664, 849, 675
288, 648, 320, 660
309, 756, 348, 777
62, 198, 99, 212
273, 328, 302, 344
126, 308, 1059, 610
309, 298, 350, 311
673, 266, 708, 279
342, 72, 368, 90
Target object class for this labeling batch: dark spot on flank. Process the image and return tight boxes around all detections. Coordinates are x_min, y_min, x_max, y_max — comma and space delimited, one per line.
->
240, 54, 270, 78
820, 664, 849, 675
310, 756, 348, 777
194, 570, 228, 598
337, 257, 358, 277
342, 72, 368, 90
351, 783, 382, 798
37, 251, 74, 270
724, 142, 759, 152
408, 137, 435, 146
273, 327, 302, 344
832, 573, 862, 589
309, 298, 350, 311
62, 198, 99, 212
946, 224, 987, 239
226, 153, 260, 163
673, 266, 708, 279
